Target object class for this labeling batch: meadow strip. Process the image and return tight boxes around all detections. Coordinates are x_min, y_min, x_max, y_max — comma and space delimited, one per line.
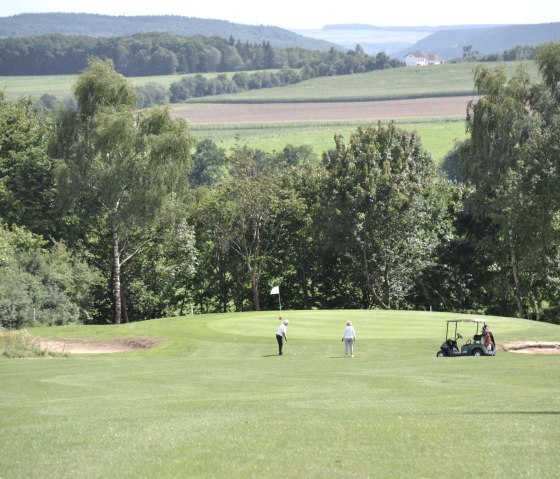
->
191, 118, 467, 162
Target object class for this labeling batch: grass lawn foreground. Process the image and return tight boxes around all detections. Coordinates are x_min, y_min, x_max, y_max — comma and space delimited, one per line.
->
1, 310, 559, 478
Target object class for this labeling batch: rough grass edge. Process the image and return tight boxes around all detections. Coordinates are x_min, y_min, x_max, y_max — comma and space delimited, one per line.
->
0, 328, 67, 358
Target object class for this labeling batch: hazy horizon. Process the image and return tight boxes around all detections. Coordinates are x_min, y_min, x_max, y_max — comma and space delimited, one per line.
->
1, 0, 558, 30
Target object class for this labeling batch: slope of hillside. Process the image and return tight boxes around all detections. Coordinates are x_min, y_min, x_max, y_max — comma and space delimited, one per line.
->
293, 25, 436, 55
294, 23, 507, 55
0, 12, 337, 51
395, 22, 560, 61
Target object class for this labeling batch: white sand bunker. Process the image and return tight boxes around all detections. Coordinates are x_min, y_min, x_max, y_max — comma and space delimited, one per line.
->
40, 337, 159, 354
498, 341, 560, 355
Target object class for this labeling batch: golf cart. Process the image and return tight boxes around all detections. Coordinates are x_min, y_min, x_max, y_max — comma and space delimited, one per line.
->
436, 319, 495, 357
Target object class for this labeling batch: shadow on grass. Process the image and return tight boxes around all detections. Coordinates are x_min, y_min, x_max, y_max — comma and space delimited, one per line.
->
260, 355, 353, 358
465, 411, 560, 415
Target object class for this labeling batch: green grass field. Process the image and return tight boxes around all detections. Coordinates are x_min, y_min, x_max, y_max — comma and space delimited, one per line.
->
0, 73, 225, 100
0, 62, 534, 163
0, 61, 538, 102
192, 61, 540, 103
0, 70, 281, 100
1, 310, 559, 478
191, 118, 466, 163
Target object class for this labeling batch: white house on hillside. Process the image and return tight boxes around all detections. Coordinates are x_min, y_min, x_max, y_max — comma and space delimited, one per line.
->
403, 52, 444, 66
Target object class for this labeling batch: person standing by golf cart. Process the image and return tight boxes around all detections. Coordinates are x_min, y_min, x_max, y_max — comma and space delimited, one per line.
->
482, 324, 495, 352
342, 321, 356, 357
276, 318, 289, 355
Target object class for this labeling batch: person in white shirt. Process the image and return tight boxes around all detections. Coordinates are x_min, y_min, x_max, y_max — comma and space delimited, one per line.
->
342, 320, 356, 357
276, 318, 289, 355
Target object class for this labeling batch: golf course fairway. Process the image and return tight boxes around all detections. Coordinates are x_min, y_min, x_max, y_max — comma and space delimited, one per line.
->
1, 310, 559, 478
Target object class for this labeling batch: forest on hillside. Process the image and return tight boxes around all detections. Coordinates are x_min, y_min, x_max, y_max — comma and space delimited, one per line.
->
0, 13, 333, 50
0, 32, 399, 76
1, 42, 560, 327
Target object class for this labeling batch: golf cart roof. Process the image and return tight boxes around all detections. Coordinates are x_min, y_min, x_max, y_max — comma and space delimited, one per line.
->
446, 319, 487, 324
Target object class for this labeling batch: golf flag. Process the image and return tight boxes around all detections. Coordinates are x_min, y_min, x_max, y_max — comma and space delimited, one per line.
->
270, 286, 282, 311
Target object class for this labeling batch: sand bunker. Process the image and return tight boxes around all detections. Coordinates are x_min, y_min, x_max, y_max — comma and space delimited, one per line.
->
40, 337, 159, 354
38, 338, 559, 355
497, 341, 560, 355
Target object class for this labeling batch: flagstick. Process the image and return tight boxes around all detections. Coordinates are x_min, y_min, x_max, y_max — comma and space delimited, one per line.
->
270, 286, 282, 312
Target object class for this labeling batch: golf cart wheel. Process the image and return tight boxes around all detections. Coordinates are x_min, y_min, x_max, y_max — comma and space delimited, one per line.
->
436, 350, 446, 357
472, 349, 482, 357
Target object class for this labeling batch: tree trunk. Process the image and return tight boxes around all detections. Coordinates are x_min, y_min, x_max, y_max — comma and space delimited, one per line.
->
112, 221, 122, 325
301, 271, 310, 309
299, 251, 310, 309
121, 289, 129, 324
219, 267, 228, 313
252, 279, 261, 311
361, 243, 390, 310
310, 275, 317, 309
248, 258, 261, 311
384, 259, 391, 310
509, 228, 525, 318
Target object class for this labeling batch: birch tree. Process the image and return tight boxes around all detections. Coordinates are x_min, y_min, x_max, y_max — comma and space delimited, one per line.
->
458, 64, 534, 317
51, 58, 194, 324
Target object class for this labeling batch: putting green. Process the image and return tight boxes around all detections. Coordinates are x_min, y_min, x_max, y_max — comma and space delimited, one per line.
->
204, 310, 538, 341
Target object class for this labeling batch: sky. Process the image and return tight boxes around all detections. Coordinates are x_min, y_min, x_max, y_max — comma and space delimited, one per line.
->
0, 0, 559, 30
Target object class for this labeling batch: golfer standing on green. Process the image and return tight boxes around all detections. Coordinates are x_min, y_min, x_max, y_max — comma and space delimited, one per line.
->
276, 318, 289, 355
342, 320, 356, 357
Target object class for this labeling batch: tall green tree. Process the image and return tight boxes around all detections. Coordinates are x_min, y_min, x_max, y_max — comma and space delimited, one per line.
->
0, 93, 59, 239
536, 41, 560, 99
272, 165, 323, 310
192, 187, 246, 312
196, 144, 304, 311
457, 54, 560, 319
200, 175, 294, 311
51, 58, 195, 324
188, 139, 228, 188
121, 197, 198, 321
458, 64, 535, 317
322, 123, 447, 309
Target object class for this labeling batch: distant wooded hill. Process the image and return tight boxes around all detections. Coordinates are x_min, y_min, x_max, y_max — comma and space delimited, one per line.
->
394, 23, 560, 61
0, 31, 400, 76
0, 13, 336, 51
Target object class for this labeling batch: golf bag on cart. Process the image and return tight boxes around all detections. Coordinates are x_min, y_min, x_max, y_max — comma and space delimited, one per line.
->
443, 339, 459, 355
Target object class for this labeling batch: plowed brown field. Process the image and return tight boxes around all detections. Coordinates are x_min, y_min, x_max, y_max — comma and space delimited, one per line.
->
172, 96, 477, 124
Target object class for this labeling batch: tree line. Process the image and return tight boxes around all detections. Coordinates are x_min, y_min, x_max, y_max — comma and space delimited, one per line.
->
460, 44, 539, 63
135, 48, 396, 107
0, 32, 400, 76
1, 43, 560, 328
